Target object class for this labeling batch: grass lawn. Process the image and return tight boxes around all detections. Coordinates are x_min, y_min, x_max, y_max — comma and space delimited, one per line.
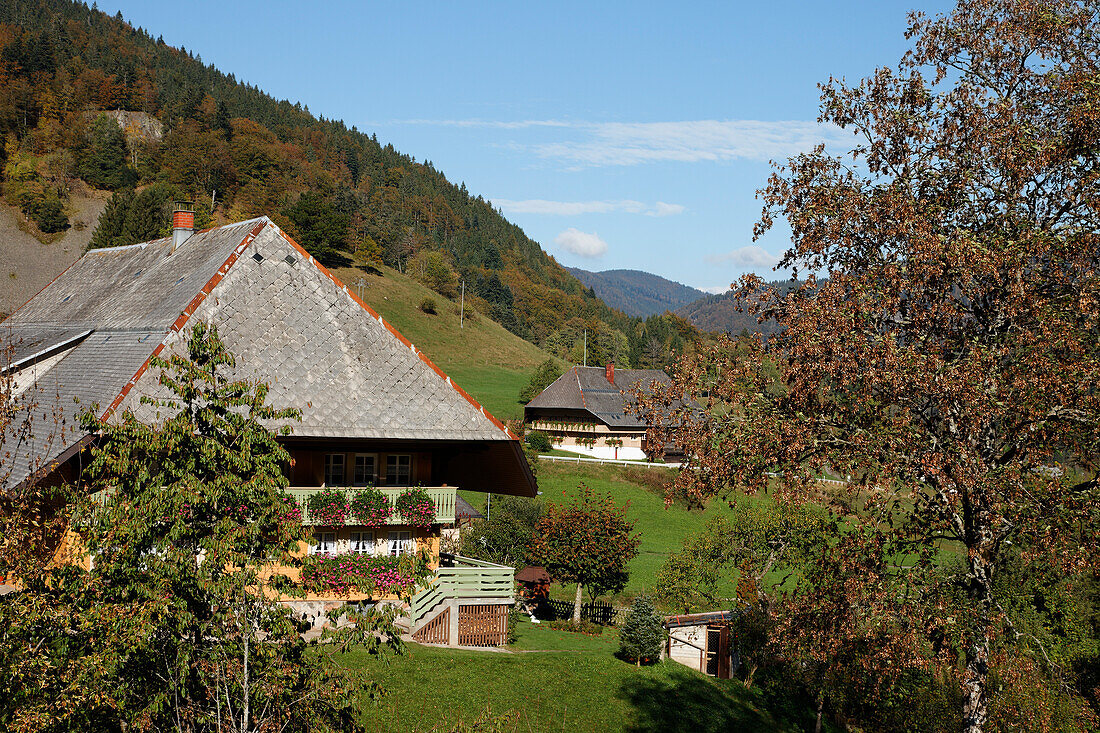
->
462, 459, 749, 601
329, 263, 562, 422
344, 615, 808, 732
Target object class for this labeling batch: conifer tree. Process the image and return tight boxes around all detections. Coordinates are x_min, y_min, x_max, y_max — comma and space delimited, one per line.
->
618, 595, 664, 666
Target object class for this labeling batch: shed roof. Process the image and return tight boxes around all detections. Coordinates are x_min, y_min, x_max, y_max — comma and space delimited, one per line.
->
3, 217, 532, 494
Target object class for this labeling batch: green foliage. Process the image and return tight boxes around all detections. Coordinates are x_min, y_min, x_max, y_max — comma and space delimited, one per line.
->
547, 618, 604, 635
0, 323, 400, 731
519, 358, 563, 404
88, 184, 177, 249
655, 501, 831, 613
285, 190, 349, 265
419, 296, 437, 314
349, 487, 391, 526
24, 191, 67, 232
528, 483, 639, 622
525, 430, 552, 452
76, 114, 137, 190
618, 595, 664, 665
308, 486, 350, 526
458, 494, 544, 566
395, 487, 435, 528
408, 250, 459, 299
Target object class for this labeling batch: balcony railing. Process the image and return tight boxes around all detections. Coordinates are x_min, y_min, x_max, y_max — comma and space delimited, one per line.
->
284, 486, 457, 525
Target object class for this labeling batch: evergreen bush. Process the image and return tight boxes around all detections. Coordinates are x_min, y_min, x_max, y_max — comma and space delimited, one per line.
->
526, 430, 552, 452
618, 595, 664, 666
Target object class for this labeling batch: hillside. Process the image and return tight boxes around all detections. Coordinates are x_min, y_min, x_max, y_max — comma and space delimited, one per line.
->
675, 281, 797, 336
0, 0, 702, 373
0, 191, 106, 316
566, 267, 705, 318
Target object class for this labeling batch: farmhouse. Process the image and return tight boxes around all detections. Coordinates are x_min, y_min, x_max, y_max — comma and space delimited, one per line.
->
524, 364, 677, 460
2, 207, 532, 646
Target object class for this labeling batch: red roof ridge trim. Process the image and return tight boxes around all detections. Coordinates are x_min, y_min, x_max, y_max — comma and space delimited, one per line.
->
100, 220, 267, 421
269, 224, 519, 442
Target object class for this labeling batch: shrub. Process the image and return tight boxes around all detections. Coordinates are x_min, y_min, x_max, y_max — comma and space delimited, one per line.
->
526, 430, 552, 452
507, 604, 523, 645
396, 487, 435, 528
306, 487, 349, 526
547, 619, 603, 635
418, 297, 437, 314
350, 488, 391, 527
618, 595, 664, 666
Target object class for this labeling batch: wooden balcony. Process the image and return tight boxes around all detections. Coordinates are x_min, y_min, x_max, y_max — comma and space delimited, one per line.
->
284, 485, 457, 525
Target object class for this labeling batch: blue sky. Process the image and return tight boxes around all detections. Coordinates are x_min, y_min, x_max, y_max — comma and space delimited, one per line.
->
100, 0, 954, 293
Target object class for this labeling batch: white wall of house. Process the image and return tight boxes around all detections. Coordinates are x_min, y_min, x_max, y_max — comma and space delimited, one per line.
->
556, 444, 648, 461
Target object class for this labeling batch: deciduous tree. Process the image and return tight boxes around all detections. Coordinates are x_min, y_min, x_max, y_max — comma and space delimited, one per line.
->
528, 484, 638, 624
638, 2, 1100, 730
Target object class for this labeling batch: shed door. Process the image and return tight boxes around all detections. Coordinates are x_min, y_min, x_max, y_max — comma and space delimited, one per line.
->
705, 624, 732, 678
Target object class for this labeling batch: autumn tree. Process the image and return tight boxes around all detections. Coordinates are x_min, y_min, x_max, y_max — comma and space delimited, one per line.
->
638, 2, 1100, 731
528, 485, 638, 624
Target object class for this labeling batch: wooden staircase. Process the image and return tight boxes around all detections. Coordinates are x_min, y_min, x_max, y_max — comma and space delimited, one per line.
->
407, 553, 513, 646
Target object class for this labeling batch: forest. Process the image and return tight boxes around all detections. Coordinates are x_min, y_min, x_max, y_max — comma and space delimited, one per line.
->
0, 0, 704, 370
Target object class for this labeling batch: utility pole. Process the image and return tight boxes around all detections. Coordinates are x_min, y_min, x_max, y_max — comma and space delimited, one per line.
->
583, 329, 587, 366
211, 189, 216, 212
355, 277, 366, 301
460, 279, 465, 329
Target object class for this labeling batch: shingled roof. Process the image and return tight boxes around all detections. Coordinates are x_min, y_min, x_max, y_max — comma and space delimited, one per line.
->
3, 217, 525, 490
525, 366, 671, 428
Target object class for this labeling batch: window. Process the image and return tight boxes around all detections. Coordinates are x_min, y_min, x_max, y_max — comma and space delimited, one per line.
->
324, 454, 345, 486
310, 531, 336, 556
353, 454, 376, 486
388, 531, 413, 556
385, 454, 411, 485
350, 531, 374, 554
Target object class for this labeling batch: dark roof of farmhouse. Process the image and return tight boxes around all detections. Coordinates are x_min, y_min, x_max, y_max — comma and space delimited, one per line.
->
524, 366, 672, 429
2, 217, 520, 490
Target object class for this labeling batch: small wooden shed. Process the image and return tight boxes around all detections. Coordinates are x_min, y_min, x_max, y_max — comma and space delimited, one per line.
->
663, 610, 738, 679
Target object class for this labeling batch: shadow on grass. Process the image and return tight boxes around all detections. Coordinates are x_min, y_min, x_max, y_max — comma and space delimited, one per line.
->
618, 664, 777, 732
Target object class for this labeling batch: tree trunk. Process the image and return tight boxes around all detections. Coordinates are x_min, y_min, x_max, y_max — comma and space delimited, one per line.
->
572, 583, 583, 624
962, 553, 994, 733
814, 693, 824, 733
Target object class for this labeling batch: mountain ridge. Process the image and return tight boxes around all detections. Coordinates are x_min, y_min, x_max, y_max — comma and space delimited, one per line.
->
566, 267, 706, 319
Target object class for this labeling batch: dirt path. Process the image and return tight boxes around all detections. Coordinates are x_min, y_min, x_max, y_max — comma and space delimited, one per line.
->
0, 193, 108, 317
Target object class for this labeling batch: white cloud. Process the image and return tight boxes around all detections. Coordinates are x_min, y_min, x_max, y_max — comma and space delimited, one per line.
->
492, 198, 686, 217
650, 201, 686, 217
705, 245, 780, 269
555, 228, 608, 258
534, 120, 851, 168
386, 118, 852, 169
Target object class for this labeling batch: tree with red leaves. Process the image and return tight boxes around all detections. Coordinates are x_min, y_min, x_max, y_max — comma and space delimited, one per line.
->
528, 484, 639, 625
637, 2, 1100, 730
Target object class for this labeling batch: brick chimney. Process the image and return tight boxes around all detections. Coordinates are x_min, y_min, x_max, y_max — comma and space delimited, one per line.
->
170, 201, 195, 253
605, 362, 614, 385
